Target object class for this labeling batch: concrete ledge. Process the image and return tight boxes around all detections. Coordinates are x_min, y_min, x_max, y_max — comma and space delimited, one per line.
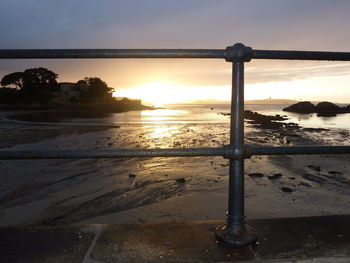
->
0, 215, 349, 262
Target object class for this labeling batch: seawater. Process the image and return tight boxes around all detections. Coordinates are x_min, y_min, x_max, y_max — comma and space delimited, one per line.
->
70, 103, 350, 130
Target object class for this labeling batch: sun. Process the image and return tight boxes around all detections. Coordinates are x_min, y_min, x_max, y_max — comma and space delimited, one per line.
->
114, 81, 186, 106
115, 81, 235, 106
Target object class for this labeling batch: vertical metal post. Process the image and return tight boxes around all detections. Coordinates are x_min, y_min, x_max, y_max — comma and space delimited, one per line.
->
215, 43, 257, 246
228, 61, 245, 232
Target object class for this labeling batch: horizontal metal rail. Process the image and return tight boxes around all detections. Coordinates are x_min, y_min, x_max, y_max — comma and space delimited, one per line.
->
1, 145, 349, 160
0, 49, 226, 59
248, 145, 350, 156
1, 43, 350, 246
1, 48, 350, 61
252, 49, 350, 61
0, 148, 224, 159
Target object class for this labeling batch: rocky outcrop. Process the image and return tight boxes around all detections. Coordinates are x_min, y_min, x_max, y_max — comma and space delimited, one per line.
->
244, 110, 299, 129
219, 110, 299, 129
315, 102, 341, 111
283, 101, 350, 116
283, 101, 315, 113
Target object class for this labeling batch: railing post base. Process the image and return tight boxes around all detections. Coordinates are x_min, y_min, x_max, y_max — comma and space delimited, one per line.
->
215, 223, 257, 246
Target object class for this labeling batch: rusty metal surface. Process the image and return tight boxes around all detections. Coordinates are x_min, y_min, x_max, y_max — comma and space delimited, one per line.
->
1, 145, 350, 160
253, 215, 350, 259
0, 225, 96, 263
90, 221, 255, 262
0, 215, 349, 262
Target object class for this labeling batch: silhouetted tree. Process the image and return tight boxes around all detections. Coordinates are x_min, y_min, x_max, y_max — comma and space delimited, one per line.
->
1, 68, 59, 104
0, 72, 24, 90
77, 77, 114, 103
0, 87, 23, 103
22, 67, 59, 95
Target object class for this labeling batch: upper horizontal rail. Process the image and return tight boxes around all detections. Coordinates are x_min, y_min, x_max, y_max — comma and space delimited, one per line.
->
1, 47, 350, 61
253, 49, 350, 61
0, 49, 226, 59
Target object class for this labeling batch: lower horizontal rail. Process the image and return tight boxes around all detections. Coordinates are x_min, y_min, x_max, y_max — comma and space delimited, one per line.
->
248, 145, 350, 156
0, 148, 224, 159
0, 145, 350, 159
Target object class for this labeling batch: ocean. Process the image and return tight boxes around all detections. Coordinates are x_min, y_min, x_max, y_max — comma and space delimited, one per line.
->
1, 103, 350, 225
66, 103, 350, 130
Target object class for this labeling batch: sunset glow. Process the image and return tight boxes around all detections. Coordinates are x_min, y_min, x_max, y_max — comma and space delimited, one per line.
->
2, 1, 350, 104
112, 72, 350, 105
1, 1, 350, 255
115, 81, 230, 105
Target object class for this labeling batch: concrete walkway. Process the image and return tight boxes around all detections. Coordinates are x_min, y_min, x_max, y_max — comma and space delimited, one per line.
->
1, 215, 349, 262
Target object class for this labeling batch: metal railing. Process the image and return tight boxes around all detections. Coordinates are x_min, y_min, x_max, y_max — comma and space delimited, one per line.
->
1, 43, 350, 246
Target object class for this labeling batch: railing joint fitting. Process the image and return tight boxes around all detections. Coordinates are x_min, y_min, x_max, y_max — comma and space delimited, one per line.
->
223, 145, 252, 159
225, 43, 253, 62
244, 145, 253, 159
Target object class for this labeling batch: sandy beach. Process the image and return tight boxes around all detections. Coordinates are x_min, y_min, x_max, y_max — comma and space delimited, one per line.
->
0, 105, 349, 226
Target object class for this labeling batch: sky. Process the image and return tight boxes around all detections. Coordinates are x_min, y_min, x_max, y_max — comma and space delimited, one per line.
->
1, 0, 350, 105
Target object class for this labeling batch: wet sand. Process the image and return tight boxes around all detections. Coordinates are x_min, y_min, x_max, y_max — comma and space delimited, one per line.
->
0, 110, 349, 226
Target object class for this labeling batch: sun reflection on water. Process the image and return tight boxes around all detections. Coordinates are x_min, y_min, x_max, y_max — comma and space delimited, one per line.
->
146, 126, 178, 139
141, 109, 187, 123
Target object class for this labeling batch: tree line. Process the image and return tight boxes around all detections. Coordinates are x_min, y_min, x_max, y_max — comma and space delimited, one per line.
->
0, 67, 115, 104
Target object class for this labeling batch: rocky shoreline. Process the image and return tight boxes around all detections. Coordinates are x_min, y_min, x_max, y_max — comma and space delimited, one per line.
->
0, 107, 349, 226
0, 101, 154, 113
219, 110, 299, 129
283, 101, 350, 117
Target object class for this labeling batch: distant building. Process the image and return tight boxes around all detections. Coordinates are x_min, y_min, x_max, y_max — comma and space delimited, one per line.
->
52, 82, 88, 104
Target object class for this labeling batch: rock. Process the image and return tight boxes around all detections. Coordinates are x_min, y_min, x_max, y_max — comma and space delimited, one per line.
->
284, 101, 349, 116
299, 181, 311, 187
328, 171, 343, 175
307, 165, 321, 172
302, 173, 326, 184
129, 173, 136, 178
315, 101, 341, 112
248, 173, 264, 178
222, 110, 299, 129
176, 178, 186, 183
268, 173, 282, 180
281, 187, 293, 193
317, 112, 337, 117
302, 127, 329, 132
283, 101, 316, 113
